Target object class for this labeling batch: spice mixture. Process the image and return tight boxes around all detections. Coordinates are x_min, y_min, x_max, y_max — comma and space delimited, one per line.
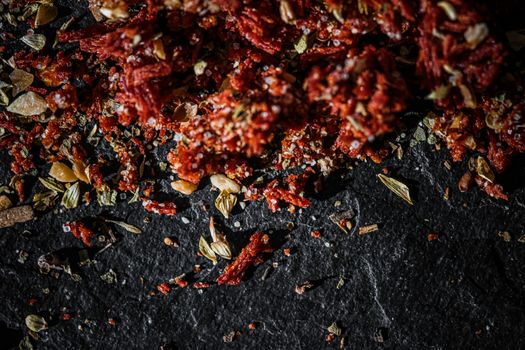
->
0, 0, 524, 292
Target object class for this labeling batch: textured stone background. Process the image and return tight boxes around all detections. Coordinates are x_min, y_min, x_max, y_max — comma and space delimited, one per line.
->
1, 1, 525, 349
1, 141, 524, 349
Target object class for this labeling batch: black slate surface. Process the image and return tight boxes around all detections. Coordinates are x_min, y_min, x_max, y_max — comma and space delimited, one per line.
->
1, 2, 525, 349
1, 140, 525, 349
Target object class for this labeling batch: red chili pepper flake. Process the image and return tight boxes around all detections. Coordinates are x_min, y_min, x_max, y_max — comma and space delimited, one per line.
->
28, 298, 37, 306
326, 333, 335, 343
283, 248, 292, 257
174, 275, 188, 288
156, 283, 171, 295
217, 232, 273, 286
248, 322, 257, 330
63, 220, 94, 247
193, 282, 210, 289
142, 199, 177, 216
62, 313, 72, 321
14, 178, 25, 203
427, 233, 439, 242
108, 318, 116, 326
311, 230, 321, 239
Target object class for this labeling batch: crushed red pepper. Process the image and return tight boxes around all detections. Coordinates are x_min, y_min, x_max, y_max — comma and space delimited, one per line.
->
63, 220, 95, 247
0, 0, 522, 213
142, 199, 177, 216
0, 0, 523, 303
217, 232, 273, 286
156, 283, 171, 295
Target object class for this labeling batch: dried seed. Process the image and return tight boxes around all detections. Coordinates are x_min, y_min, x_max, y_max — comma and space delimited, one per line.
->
105, 219, 142, 234
377, 174, 413, 205
437, 2, 457, 21
332, 8, 344, 24
199, 236, 217, 264
295, 281, 314, 294
211, 240, 232, 260
99, 3, 129, 20
215, 190, 237, 219
61, 182, 80, 209
426, 85, 450, 100
465, 23, 489, 49
485, 111, 505, 131
100, 269, 117, 284
497, 231, 511, 242
38, 177, 65, 192
0, 89, 9, 106
128, 188, 140, 203
210, 174, 241, 193
25, 314, 47, 332
21, 33, 46, 51
193, 60, 207, 76
458, 171, 473, 192
475, 156, 495, 183
336, 276, 345, 289
19, 336, 33, 350
357, 0, 368, 14
153, 39, 166, 60
280, 0, 295, 24
0, 195, 13, 211
97, 187, 117, 206
208, 217, 232, 259
163, 236, 178, 247
33, 191, 58, 211
223, 331, 236, 343
49, 162, 78, 183
0, 205, 34, 229
171, 179, 198, 195
328, 322, 342, 336
458, 84, 476, 109
443, 187, 450, 201
294, 34, 308, 54
72, 161, 90, 183
35, 4, 58, 27
358, 224, 379, 235
6, 91, 48, 116
9, 69, 34, 96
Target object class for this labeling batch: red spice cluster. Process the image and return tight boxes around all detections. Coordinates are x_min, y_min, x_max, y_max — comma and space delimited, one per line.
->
0, 0, 523, 212
63, 220, 95, 247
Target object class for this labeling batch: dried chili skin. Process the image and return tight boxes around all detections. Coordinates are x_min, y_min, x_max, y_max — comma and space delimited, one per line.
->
157, 283, 171, 295
64, 220, 94, 247
142, 199, 177, 216
217, 232, 273, 286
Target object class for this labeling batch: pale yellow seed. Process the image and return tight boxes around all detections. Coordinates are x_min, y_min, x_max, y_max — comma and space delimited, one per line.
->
164, 237, 174, 246
72, 160, 90, 183
171, 180, 198, 195
49, 162, 78, 183
210, 174, 241, 193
